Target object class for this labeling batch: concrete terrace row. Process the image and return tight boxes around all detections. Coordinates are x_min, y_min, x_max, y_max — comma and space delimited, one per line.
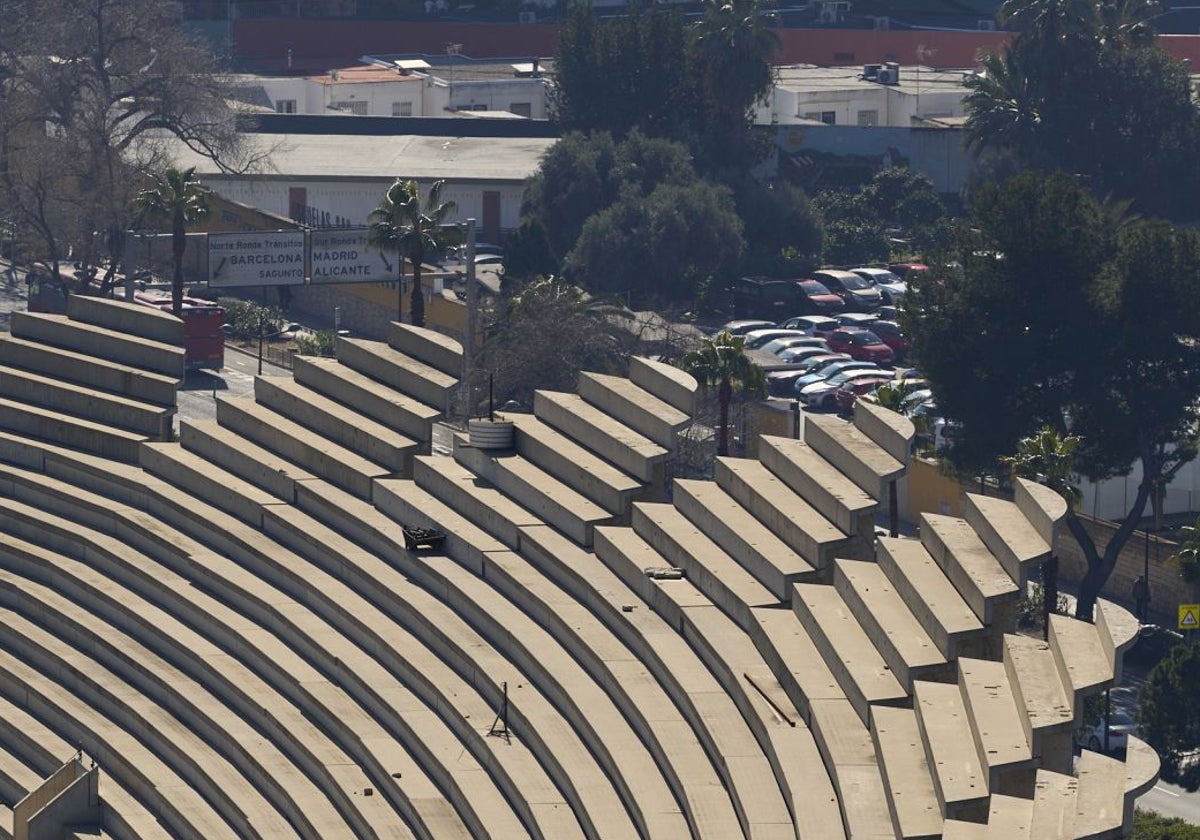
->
0, 296, 186, 460
0, 318, 1161, 839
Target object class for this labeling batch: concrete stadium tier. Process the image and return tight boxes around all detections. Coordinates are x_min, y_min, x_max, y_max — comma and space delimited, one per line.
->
0, 319, 1159, 840
10, 313, 184, 378
0, 336, 178, 406
66, 296, 184, 347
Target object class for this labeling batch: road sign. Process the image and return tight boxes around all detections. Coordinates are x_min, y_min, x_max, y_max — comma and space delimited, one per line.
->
208, 231, 305, 287
310, 229, 393, 284
1180, 604, 1199, 630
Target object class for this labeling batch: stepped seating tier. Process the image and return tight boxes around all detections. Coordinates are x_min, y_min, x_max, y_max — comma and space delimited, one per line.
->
0, 396, 147, 462
0, 336, 177, 406
1002, 635, 1075, 773
10, 312, 184, 378
1014, 477, 1069, 548
1048, 614, 1113, 712
253, 376, 418, 471
216, 395, 396, 498
67, 295, 183, 347
508, 414, 643, 516
962, 493, 1052, 585
0, 365, 172, 438
671, 479, 817, 601
956, 658, 1035, 791
334, 336, 457, 410
179, 419, 316, 504
715, 458, 852, 569
292, 355, 441, 443
756, 436, 877, 540
627, 357, 697, 416
869, 705, 942, 840
532, 390, 666, 484
1073, 749, 1126, 839
1030, 769, 1077, 839
139, 443, 281, 528
851, 400, 916, 466
387, 323, 463, 378
576, 372, 690, 449
920, 513, 1021, 625
803, 413, 905, 500
913, 680, 988, 819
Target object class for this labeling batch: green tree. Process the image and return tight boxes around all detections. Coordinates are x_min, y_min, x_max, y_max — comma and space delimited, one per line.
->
367, 179, 459, 328
133, 166, 211, 316
1133, 809, 1200, 840
1169, 517, 1200, 599
812, 191, 889, 266
908, 172, 1200, 620
1137, 642, 1200, 779
521, 132, 618, 263
681, 330, 765, 457
733, 178, 823, 276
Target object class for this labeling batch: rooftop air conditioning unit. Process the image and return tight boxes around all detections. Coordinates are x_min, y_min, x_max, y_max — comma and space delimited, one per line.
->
819, 7, 838, 23
874, 15, 889, 29
876, 67, 897, 85
862, 63, 882, 81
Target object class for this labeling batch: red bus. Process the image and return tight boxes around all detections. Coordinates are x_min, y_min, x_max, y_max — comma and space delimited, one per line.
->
135, 291, 226, 370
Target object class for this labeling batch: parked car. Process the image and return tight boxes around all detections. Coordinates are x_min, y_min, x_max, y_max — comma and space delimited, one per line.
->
834, 312, 879, 329
760, 336, 829, 356
851, 267, 907, 304
778, 315, 840, 336
720, 319, 776, 336
876, 304, 900, 322
767, 369, 816, 396
834, 375, 894, 413
794, 279, 847, 315
888, 261, 929, 282
777, 345, 835, 366
867, 320, 909, 359
826, 328, 896, 364
791, 358, 876, 392
1078, 711, 1136, 753
799, 367, 886, 409
812, 269, 884, 312
744, 329, 810, 349
790, 352, 852, 373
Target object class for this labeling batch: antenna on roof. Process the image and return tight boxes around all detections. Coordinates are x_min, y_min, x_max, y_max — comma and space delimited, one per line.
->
446, 42, 462, 85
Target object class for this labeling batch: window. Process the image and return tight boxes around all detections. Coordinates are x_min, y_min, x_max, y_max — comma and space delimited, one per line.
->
332, 100, 368, 115
856, 109, 878, 126
508, 102, 532, 118
392, 101, 413, 117
802, 111, 836, 124
275, 99, 297, 114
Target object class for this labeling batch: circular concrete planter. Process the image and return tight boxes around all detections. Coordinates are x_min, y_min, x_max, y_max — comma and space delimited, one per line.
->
468, 417, 514, 449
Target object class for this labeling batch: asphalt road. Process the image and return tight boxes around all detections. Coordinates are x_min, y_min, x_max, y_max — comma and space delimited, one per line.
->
175, 344, 288, 429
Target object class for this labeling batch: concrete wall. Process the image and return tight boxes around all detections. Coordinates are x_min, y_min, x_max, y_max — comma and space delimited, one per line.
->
290, 282, 467, 341
1054, 515, 1187, 625
900, 456, 964, 522
742, 400, 797, 460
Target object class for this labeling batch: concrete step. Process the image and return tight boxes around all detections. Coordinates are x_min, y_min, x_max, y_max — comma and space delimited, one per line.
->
532, 390, 667, 484
1029, 769, 1077, 840
631, 502, 779, 631
715, 458, 852, 568
920, 513, 1021, 625
335, 336, 456, 410
411, 456, 545, 552
791, 583, 907, 725
852, 400, 915, 467
1124, 736, 1160, 801
956, 658, 1035, 790
292, 355, 441, 443
0, 738, 41, 804
10, 312, 185, 378
750, 607, 845, 725
452, 442, 614, 547
179, 419, 316, 504
1048, 614, 1113, 714
803, 413, 905, 500
876, 536, 986, 660
0, 395, 147, 463
254, 376, 419, 471
627, 356, 697, 416
216, 395, 394, 500
832, 559, 948, 689
1002, 634, 1075, 774
0, 365, 172, 438
963, 493, 1052, 586
869, 705, 943, 840
1013, 477, 1069, 551
1073, 749, 1126, 840
940, 820, 989, 840
139, 442, 282, 529
509, 414, 643, 516
1096, 599, 1140, 685
984, 793, 1034, 838
672, 479, 817, 602
757, 435, 877, 541
576, 372, 690, 449
67, 295, 183, 346
387, 323, 463, 378
0, 336, 178, 406
913, 680, 989, 819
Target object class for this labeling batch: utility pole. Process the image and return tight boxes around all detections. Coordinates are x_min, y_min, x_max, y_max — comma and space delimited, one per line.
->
461, 218, 477, 420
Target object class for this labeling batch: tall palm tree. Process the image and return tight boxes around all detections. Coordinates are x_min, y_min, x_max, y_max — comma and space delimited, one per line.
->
681, 330, 765, 457
963, 50, 1044, 160
133, 166, 210, 316
367, 178, 459, 328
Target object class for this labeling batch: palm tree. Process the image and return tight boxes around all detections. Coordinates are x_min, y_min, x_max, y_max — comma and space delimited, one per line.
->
1170, 517, 1200, 601
681, 330, 765, 457
133, 166, 210, 316
367, 179, 460, 328
963, 50, 1044, 160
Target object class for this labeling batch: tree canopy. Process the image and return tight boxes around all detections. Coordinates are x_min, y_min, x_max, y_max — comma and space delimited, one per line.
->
1137, 640, 1200, 782
906, 171, 1200, 618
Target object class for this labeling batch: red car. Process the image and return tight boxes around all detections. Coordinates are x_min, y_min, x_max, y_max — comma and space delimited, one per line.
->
868, 320, 909, 358
826, 327, 896, 364
834, 375, 894, 412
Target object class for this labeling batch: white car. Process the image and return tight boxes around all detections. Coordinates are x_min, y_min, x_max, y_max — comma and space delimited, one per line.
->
799, 367, 884, 409
851, 267, 908, 304
777, 315, 839, 336
760, 336, 830, 356
1078, 711, 1136, 753
776, 346, 835, 366
743, 329, 810, 349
